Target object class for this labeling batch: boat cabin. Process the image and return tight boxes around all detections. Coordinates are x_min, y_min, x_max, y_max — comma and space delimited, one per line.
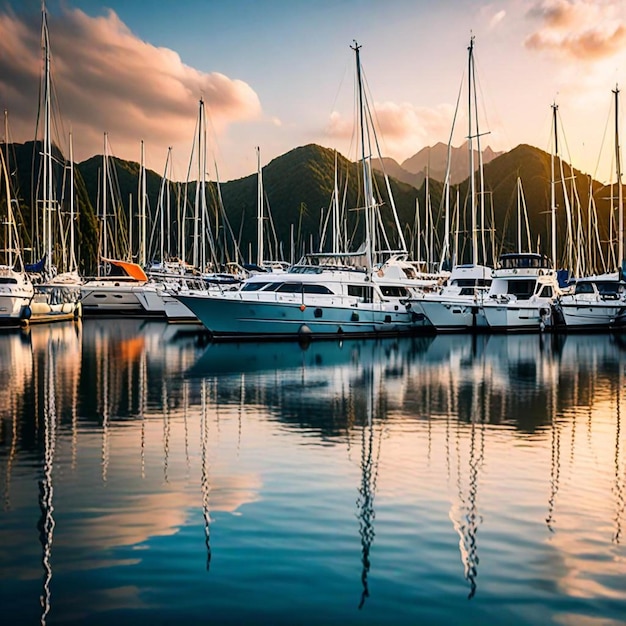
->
497, 253, 552, 271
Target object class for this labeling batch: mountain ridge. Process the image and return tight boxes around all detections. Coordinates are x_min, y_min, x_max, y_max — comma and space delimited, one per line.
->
2, 141, 619, 273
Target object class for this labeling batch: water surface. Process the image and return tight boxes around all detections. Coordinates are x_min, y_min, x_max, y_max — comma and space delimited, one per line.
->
1, 320, 625, 625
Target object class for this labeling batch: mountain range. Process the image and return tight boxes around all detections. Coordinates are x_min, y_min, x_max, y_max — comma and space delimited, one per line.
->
1, 141, 620, 275
372, 142, 502, 188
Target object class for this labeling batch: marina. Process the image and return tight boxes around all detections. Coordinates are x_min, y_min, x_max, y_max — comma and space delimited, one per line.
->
2, 2, 626, 624
0, 319, 625, 624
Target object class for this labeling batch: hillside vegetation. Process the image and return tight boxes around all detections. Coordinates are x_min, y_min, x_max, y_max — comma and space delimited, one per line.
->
1, 141, 621, 274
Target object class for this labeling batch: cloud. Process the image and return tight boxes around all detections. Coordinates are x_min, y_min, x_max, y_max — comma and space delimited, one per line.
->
524, 0, 626, 60
489, 9, 507, 29
0, 5, 261, 173
325, 101, 456, 163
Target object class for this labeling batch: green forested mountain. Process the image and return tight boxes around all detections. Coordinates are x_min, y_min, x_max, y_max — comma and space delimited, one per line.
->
2, 141, 621, 274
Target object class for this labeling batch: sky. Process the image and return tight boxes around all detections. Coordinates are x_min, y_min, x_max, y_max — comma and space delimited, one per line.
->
1, 0, 626, 183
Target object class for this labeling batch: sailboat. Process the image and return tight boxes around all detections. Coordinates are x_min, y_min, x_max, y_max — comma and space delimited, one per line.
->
0, 139, 35, 325
246, 146, 288, 273
175, 42, 429, 340
411, 37, 493, 331
135, 100, 246, 322
80, 134, 152, 316
27, 2, 82, 324
481, 101, 563, 332
557, 86, 626, 329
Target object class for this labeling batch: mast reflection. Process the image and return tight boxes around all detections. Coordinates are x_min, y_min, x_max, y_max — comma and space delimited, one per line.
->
614, 362, 624, 544
356, 366, 382, 609
201, 378, 212, 570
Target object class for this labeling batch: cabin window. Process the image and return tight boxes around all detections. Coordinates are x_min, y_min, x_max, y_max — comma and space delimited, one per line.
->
507, 279, 535, 300
539, 285, 553, 298
597, 282, 619, 296
380, 285, 408, 298
0, 277, 18, 284
263, 283, 284, 292
241, 282, 269, 292
276, 282, 303, 293
303, 284, 333, 294
574, 282, 594, 295
348, 284, 373, 302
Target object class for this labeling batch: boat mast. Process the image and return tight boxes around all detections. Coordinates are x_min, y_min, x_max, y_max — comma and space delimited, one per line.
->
614, 85, 624, 270
139, 139, 147, 267
550, 102, 559, 269
352, 40, 373, 271
102, 133, 108, 272
3, 111, 13, 269
468, 36, 478, 266
41, 0, 54, 279
333, 150, 340, 254
68, 130, 77, 275
256, 146, 264, 266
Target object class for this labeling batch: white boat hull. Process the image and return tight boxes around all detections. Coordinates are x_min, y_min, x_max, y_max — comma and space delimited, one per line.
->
81, 281, 154, 316
558, 300, 626, 329
418, 297, 487, 331
482, 300, 554, 331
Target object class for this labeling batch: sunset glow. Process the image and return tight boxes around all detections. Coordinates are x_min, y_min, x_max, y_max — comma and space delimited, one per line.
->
1, 0, 626, 182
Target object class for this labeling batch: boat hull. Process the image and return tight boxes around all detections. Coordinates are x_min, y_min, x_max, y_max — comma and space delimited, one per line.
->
557, 300, 626, 329
482, 301, 554, 331
418, 297, 486, 331
28, 285, 82, 325
177, 293, 426, 340
0, 292, 32, 325
80, 282, 158, 317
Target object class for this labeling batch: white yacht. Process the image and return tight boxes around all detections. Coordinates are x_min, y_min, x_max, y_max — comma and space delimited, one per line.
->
413, 264, 491, 331
556, 272, 626, 329
175, 252, 429, 340
481, 253, 562, 331
0, 146, 34, 326
80, 258, 152, 316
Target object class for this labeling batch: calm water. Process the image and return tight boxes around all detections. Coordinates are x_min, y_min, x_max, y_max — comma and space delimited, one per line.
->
1, 320, 625, 625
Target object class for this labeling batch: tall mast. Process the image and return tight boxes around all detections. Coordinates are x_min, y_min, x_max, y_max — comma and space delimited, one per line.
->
102, 133, 108, 270
614, 85, 624, 270
468, 36, 478, 266
256, 146, 264, 266
139, 139, 147, 267
3, 111, 13, 268
551, 103, 558, 269
42, 0, 53, 278
192, 99, 202, 270
352, 40, 372, 270
69, 130, 77, 274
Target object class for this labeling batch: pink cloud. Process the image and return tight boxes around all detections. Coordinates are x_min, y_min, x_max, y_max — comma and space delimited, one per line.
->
525, 0, 626, 60
0, 5, 261, 172
325, 101, 456, 164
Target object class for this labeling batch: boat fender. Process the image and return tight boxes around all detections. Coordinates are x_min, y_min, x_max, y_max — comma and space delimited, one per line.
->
299, 304, 306, 311
539, 307, 550, 318
21, 305, 32, 320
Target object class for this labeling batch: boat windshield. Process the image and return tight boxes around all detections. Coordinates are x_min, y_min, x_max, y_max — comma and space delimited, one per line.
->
506, 279, 536, 300
499, 254, 551, 270
596, 282, 621, 296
